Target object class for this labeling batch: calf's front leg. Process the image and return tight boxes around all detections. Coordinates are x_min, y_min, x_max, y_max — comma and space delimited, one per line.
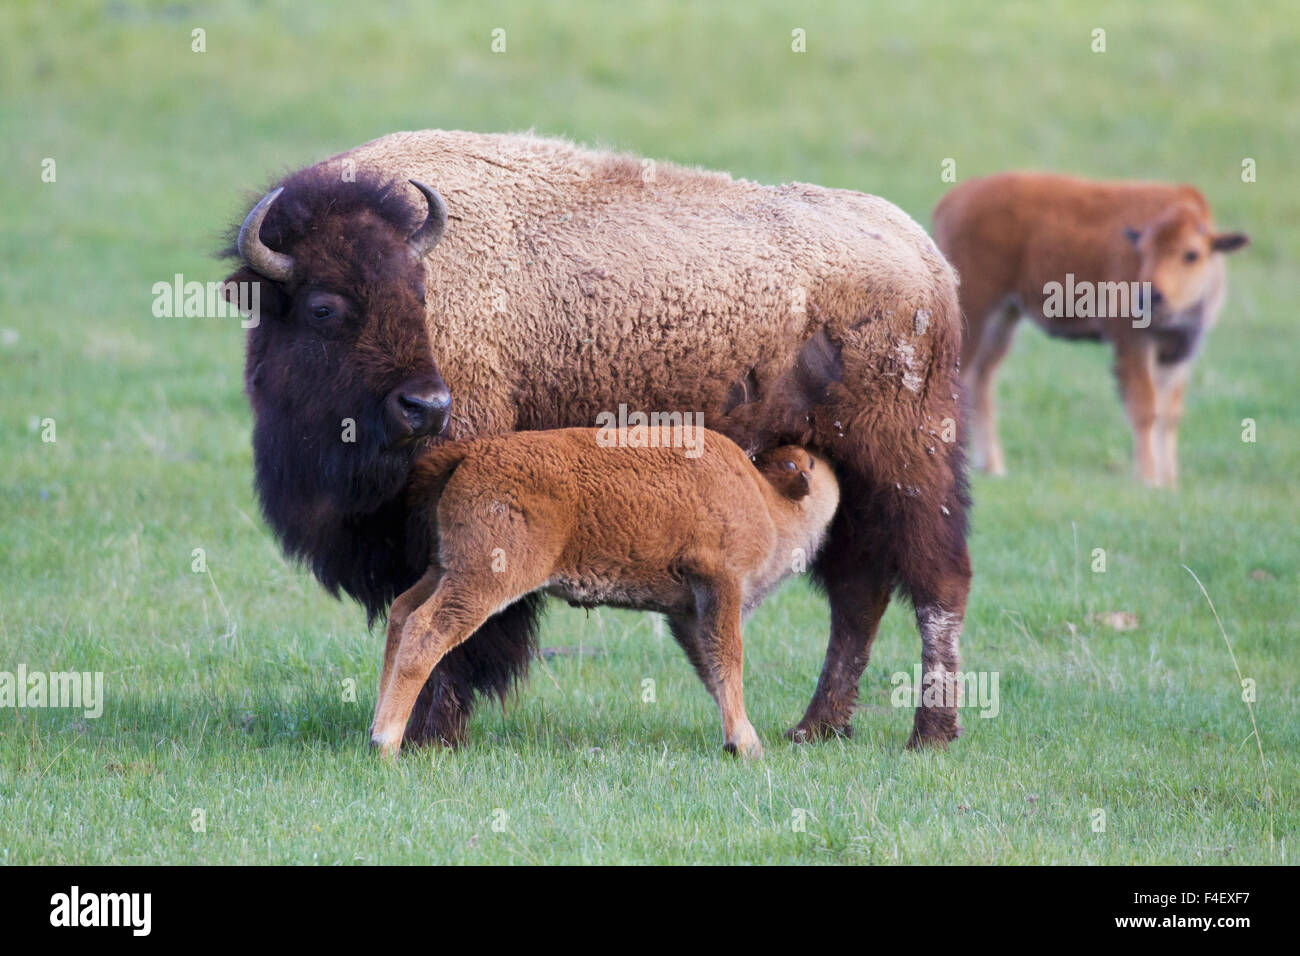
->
1154, 362, 1189, 488
1115, 340, 1161, 486
694, 579, 761, 758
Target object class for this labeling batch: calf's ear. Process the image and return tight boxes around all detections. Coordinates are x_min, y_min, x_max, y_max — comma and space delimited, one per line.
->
1211, 232, 1250, 254
1123, 226, 1142, 245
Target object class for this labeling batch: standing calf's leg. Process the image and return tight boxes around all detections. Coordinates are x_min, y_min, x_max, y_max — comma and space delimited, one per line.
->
694, 579, 761, 757
1115, 341, 1161, 486
963, 305, 1019, 476
1154, 362, 1189, 488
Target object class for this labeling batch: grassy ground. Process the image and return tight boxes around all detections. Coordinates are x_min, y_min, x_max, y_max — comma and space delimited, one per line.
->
1, 0, 1295, 864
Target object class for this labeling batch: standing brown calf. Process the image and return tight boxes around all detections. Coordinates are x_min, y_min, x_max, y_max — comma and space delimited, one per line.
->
933, 172, 1248, 486
371, 427, 840, 758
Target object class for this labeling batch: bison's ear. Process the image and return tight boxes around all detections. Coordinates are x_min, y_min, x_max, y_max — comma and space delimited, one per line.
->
1123, 226, 1142, 245
222, 266, 286, 321
1211, 231, 1250, 254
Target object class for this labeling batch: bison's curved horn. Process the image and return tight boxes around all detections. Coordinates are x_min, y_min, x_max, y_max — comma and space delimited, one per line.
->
237, 187, 294, 283
407, 180, 448, 258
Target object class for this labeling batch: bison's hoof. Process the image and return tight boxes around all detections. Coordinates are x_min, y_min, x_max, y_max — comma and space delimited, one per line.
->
905, 718, 961, 751
785, 720, 853, 743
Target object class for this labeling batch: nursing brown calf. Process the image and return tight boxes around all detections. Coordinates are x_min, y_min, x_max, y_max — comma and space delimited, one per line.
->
933, 172, 1248, 486
371, 426, 839, 758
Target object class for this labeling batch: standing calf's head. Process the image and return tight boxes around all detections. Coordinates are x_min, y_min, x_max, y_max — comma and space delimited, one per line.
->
1125, 200, 1249, 318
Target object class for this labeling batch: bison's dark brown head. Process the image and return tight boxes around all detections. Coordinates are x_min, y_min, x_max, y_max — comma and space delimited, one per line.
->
223, 169, 451, 619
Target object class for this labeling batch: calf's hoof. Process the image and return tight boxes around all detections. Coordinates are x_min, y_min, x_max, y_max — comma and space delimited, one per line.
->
723, 725, 764, 758
369, 727, 404, 759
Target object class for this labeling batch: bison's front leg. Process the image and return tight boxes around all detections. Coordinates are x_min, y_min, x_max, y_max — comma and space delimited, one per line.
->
373, 573, 527, 756
405, 671, 472, 748
789, 533, 894, 741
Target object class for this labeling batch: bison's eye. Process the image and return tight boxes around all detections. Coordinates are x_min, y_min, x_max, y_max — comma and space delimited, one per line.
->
1183, 250, 1200, 264
300, 292, 349, 331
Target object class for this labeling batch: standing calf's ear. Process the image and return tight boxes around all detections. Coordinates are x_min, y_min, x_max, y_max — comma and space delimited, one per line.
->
1211, 232, 1250, 253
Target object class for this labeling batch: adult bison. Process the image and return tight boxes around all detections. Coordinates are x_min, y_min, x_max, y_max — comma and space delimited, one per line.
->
224, 130, 971, 749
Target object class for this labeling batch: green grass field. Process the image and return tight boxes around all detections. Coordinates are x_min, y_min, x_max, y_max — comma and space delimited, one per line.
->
1, 0, 1295, 864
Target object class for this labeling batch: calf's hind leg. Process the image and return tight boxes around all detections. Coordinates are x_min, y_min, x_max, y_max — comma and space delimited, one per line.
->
405, 596, 544, 748
963, 304, 1019, 476
372, 572, 529, 758
374, 567, 441, 731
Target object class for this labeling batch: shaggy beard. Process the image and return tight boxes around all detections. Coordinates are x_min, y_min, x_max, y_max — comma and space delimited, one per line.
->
249, 404, 543, 738
251, 407, 427, 623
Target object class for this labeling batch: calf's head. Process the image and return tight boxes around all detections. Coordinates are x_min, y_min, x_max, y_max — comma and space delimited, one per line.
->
1125, 201, 1249, 318
756, 445, 820, 500
223, 170, 452, 605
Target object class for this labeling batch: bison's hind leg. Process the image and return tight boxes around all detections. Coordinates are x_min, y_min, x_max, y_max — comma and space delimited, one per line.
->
793, 440, 972, 749
790, 470, 977, 749
898, 471, 972, 749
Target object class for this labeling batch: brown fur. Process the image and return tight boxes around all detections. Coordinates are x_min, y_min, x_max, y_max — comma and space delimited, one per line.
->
227, 130, 973, 749
371, 428, 839, 757
933, 171, 1248, 486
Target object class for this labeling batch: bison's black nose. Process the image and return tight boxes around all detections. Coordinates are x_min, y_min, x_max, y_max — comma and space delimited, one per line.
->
398, 387, 450, 431
387, 379, 451, 440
